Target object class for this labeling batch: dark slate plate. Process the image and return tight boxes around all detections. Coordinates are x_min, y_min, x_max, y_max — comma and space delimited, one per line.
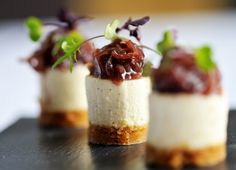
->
0, 111, 236, 170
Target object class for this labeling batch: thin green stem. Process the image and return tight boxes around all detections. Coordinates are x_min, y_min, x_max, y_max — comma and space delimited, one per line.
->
138, 45, 161, 55
80, 35, 104, 47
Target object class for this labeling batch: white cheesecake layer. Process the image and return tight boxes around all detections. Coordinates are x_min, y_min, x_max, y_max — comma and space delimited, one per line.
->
40, 64, 89, 112
148, 92, 229, 150
86, 76, 151, 127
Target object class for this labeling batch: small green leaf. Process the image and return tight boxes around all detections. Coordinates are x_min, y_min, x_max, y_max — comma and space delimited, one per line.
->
142, 61, 153, 77
74, 53, 78, 62
52, 32, 84, 71
195, 45, 216, 71
104, 19, 120, 40
157, 30, 175, 55
52, 36, 66, 55
62, 32, 84, 55
25, 17, 43, 42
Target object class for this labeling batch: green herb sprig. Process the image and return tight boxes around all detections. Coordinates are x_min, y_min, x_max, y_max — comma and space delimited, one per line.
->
51, 19, 121, 71
25, 11, 86, 72
104, 19, 120, 40
52, 32, 84, 72
25, 17, 43, 42
157, 29, 216, 72
53, 17, 156, 71
157, 30, 176, 55
52, 19, 121, 71
195, 45, 216, 71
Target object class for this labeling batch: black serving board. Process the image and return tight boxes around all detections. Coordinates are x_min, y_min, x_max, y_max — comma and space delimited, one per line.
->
0, 111, 236, 170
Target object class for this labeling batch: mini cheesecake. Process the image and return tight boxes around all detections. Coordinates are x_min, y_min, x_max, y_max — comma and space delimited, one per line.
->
40, 64, 90, 128
26, 10, 95, 128
147, 45, 229, 168
30, 34, 94, 128
86, 39, 151, 145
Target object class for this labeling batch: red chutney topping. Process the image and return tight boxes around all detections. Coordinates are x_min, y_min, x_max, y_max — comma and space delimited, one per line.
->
90, 39, 145, 84
153, 47, 222, 95
27, 31, 94, 73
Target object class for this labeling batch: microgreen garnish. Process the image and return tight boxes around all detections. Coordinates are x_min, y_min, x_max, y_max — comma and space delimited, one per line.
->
139, 45, 161, 55
51, 36, 66, 56
52, 32, 84, 72
69, 17, 151, 44
25, 9, 90, 42
104, 19, 120, 40
25, 17, 43, 42
157, 29, 176, 54
116, 16, 150, 42
53, 17, 152, 71
195, 45, 216, 71
157, 29, 216, 71
85, 17, 150, 42
25, 9, 91, 72
142, 61, 153, 77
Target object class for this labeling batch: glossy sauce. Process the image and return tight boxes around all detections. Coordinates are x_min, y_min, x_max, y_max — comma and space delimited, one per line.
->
90, 39, 144, 84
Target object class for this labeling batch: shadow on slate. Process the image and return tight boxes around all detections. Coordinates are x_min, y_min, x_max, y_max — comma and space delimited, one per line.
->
0, 111, 236, 170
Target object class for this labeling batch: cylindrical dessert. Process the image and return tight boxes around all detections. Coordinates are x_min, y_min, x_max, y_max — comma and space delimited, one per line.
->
40, 64, 90, 128
147, 34, 229, 168
148, 93, 228, 168
26, 10, 94, 128
86, 39, 151, 145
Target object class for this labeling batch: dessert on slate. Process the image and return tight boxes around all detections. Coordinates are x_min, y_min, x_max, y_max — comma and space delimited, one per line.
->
86, 17, 150, 145
54, 17, 151, 145
86, 17, 151, 145
147, 30, 229, 168
25, 9, 94, 128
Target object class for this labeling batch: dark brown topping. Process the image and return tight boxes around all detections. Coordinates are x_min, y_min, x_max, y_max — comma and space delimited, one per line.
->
27, 31, 94, 72
153, 47, 222, 95
90, 39, 144, 84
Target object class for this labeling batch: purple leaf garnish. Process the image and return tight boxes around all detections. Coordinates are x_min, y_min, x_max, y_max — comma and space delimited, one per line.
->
129, 28, 141, 41
30, 8, 91, 31
58, 8, 77, 25
116, 16, 150, 42
129, 16, 150, 26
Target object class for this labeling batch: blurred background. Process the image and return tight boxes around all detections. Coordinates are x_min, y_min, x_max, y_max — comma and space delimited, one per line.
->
1, 0, 236, 131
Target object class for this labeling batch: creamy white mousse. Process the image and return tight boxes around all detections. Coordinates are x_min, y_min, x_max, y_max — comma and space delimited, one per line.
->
40, 64, 89, 112
148, 92, 229, 150
86, 76, 151, 128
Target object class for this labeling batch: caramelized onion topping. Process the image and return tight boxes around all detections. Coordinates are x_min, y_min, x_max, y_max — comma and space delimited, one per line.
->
153, 47, 222, 95
91, 39, 144, 84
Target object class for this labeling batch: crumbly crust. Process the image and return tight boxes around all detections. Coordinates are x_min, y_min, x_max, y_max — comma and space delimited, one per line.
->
39, 110, 88, 128
146, 143, 226, 169
89, 124, 147, 145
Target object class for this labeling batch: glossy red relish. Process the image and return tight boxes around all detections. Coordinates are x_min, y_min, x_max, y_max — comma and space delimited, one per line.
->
27, 31, 94, 72
90, 39, 144, 84
153, 47, 222, 95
